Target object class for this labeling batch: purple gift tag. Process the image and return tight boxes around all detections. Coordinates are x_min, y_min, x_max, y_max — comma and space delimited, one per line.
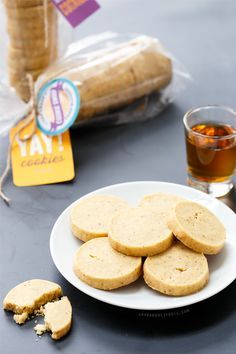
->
51, 0, 100, 28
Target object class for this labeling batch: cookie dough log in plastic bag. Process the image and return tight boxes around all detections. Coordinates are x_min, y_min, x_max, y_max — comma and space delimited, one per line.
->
3, 0, 58, 102
36, 32, 189, 127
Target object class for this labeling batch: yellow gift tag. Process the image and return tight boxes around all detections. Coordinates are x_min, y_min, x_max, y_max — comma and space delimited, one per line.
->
10, 122, 75, 187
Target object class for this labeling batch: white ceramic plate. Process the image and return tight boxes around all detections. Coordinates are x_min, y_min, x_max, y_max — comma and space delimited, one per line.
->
50, 181, 236, 310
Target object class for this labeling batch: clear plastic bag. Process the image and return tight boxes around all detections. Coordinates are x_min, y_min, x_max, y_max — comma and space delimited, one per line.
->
0, 32, 190, 135
0, 81, 29, 136
36, 32, 190, 127
2, 0, 72, 102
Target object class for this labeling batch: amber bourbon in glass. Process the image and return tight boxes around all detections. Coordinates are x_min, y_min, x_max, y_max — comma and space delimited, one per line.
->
184, 106, 236, 197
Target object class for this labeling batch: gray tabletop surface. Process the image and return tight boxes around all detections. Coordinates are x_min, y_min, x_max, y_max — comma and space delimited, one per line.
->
1, 0, 236, 353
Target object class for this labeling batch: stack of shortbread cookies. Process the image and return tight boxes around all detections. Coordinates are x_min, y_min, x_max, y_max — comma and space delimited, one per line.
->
71, 193, 226, 296
4, 0, 57, 101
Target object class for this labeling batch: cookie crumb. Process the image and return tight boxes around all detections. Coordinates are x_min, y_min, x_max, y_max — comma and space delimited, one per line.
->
34, 324, 47, 336
13, 312, 28, 324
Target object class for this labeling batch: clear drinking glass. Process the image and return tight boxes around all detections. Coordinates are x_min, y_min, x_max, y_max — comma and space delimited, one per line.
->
183, 105, 236, 197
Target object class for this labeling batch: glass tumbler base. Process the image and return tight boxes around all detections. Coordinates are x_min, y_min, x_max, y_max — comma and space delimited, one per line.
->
187, 174, 234, 198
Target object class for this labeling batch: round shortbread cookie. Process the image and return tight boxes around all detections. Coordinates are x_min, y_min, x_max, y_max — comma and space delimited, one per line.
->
8, 41, 57, 58
4, 0, 51, 8
144, 242, 209, 296
8, 54, 53, 71
70, 195, 129, 242
9, 67, 44, 101
73, 237, 142, 290
6, 10, 57, 31
5, 3, 55, 19
168, 201, 226, 254
9, 36, 55, 51
108, 207, 173, 256
9, 42, 57, 59
9, 68, 43, 84
8, 44, 57, 61
10, 80, 31, 101
7, 20, 57, 45
139, 193, 186, 227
